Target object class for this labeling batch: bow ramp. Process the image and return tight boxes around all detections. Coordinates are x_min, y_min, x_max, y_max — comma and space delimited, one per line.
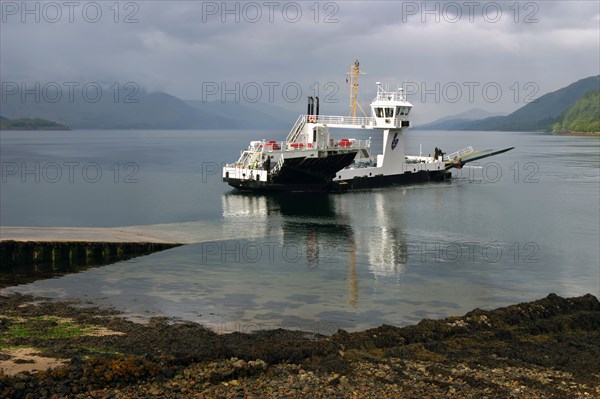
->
445, 147, 515, 170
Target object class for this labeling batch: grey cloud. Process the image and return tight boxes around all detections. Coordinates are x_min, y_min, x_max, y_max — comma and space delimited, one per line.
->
1, 0, 598, 122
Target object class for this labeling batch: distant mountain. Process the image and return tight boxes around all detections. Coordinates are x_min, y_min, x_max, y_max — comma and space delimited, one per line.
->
0, 116, 69, 130
185, 100, 299, 130
462, 75, 600, 131
0, 82, 308, 130
414, 108, 505, 130
0, 86, 236, 129
552, 89, 600, 133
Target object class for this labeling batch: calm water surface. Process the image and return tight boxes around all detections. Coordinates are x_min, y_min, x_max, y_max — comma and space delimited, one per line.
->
1, 129, 598, 332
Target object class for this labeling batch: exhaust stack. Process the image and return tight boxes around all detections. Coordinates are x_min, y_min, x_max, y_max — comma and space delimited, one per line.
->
307, 96, 314, 115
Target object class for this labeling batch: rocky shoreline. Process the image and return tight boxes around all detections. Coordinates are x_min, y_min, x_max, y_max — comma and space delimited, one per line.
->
1, 293, 599, 398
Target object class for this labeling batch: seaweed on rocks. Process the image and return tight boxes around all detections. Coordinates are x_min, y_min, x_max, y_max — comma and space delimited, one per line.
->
1, 293, 599, 398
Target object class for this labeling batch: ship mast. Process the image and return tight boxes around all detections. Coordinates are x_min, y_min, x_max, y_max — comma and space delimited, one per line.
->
347, 60, 367, 118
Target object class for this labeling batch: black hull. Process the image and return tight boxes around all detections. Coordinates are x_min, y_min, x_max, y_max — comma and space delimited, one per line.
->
226, 170, 451, 193
338, 170, 450, 190
271, 151, 359, 184
226, 179, 332, 192
224, 151, 358, 192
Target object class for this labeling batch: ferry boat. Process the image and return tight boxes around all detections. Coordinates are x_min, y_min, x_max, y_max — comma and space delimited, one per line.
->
223, 61, 513, 192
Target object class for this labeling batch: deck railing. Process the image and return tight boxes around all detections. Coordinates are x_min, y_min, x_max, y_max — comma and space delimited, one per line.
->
312, 115, 376, 127
270, 155, 285, 176
443, 146, 474, 162
286, 115, 307, 142
287, 114, 379, 130
223, 166, 268, 182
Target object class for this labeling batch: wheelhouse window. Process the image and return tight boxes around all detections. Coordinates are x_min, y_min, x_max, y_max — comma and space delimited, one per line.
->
385, 108, 394, 118
396, 106, 411, 116
375, 107, 384, 118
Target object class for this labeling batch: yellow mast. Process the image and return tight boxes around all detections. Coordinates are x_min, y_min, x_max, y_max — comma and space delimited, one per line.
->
347, 60, 367, 118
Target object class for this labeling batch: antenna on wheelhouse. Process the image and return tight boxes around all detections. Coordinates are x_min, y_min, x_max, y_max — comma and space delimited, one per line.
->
347, 60, 367, 118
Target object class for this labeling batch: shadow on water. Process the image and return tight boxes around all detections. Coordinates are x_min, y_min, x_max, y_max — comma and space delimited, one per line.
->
268, 192, 338, 218
222, 191, 355, 241
223, 190, 339, 217
0, 241, 180, 288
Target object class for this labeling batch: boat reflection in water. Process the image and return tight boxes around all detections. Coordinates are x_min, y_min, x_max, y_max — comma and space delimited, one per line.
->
221, 190, 411, 309
337, 190, 410, 280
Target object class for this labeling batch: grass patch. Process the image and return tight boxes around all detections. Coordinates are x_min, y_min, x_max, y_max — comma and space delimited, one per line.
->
1, 316, 94, 343
43, 323, 90, 339
4, 323, 31, 339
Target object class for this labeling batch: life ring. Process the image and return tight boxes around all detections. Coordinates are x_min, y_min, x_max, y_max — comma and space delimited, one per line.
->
309, 115, 316, 123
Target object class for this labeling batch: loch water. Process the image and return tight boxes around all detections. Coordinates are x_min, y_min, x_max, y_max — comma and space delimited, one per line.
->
1, 129, 598, 332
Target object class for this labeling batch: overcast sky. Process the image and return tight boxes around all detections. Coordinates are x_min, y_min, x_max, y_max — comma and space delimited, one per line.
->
1, 0, 599, 123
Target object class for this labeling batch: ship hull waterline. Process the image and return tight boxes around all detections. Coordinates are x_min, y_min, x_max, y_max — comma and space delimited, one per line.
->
225, 169, 451, 193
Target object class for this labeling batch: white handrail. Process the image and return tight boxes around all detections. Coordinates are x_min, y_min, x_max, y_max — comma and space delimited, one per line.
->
313, 115, 376, 126
286, 115, 307, 142
270, 155, 285, 176
444, 146, 474, 161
